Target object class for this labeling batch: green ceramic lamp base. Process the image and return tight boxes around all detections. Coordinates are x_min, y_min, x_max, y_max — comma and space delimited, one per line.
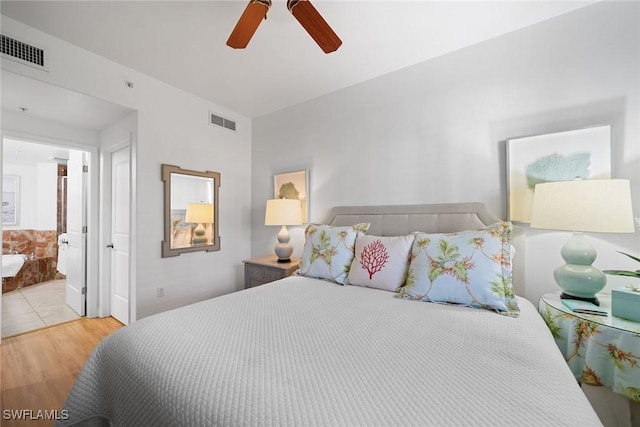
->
554, 232, 606, 306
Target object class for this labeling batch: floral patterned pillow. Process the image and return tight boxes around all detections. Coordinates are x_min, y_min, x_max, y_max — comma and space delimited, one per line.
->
346, 234, 415, 292
298, 223, 370, 285
398, 222, 520, 316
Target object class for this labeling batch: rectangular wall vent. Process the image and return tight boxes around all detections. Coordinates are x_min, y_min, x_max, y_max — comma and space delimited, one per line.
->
209, 112, 236, 132
0, 34, 48, 71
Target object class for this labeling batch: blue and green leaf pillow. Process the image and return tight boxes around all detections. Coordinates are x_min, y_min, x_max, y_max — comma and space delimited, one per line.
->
398, 222, 520, 316
298, 223, 370, 285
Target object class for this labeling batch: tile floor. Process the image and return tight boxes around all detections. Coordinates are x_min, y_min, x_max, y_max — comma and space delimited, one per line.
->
1, 279, 81, 338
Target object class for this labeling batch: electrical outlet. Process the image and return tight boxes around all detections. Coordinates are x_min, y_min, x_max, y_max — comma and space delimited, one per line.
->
157, 287, 165, 297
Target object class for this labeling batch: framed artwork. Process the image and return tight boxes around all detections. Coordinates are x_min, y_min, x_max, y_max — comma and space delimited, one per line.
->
274, 170, 308, 223
2, 175, 19, 226
507, 125, 611, 223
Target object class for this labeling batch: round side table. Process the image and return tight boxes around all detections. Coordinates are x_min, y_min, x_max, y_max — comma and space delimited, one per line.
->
539, 292, 640, 426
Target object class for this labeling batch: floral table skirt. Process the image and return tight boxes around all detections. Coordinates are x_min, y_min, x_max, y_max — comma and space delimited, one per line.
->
539, 293, 640, 403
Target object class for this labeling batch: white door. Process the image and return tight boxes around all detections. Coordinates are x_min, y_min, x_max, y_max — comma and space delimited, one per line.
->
109, 147, 130, 324
66, 150, 87, 316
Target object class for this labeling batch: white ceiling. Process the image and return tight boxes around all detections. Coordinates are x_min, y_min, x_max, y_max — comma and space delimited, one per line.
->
0, 1, 594, 119
1, 71, 133, 164
2, 72, 133, 130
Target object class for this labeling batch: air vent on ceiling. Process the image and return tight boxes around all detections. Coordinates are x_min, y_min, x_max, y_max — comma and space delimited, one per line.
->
209, 112, 236, 132
0, 34, 48, 71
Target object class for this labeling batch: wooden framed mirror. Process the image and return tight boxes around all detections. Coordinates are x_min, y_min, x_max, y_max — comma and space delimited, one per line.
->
162, 164, 220, 257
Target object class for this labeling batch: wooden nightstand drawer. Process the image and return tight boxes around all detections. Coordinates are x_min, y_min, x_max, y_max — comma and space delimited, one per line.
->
243, 256, 300, 289
264, 268, 282, 281
248, 265, 265, 280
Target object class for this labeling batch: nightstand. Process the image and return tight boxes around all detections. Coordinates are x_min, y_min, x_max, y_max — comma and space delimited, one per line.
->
539, 292, 640, 425
243, 255, 300, 289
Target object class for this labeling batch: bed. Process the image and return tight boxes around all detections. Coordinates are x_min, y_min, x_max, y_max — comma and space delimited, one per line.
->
57, 203, 602, 426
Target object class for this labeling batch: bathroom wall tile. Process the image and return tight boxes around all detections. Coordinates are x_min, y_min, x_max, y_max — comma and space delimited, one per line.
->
2, 276, 20, 293
35, 231, 58, 258
8, 230, 35, 256
2, 229, 60, 292
34, 244, 46, 258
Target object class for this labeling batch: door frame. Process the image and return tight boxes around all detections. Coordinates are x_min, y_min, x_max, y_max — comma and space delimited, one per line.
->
1, 130, 101, 317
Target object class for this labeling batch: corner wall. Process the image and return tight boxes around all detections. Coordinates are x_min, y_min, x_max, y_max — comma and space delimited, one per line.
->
252, 2, 640, 304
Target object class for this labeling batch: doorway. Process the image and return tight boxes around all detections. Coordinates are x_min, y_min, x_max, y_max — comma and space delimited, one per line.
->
1, 70, 136, 337
1, 138, 89, 337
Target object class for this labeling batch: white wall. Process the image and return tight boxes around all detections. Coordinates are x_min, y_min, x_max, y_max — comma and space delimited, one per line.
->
252, 2, 640, 305
2, 16, 253, 319
2, 109, 101, 148
35, 162, 58, 230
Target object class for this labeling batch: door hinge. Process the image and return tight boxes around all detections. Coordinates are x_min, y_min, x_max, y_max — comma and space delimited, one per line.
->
83, 165, 88, 173
82, 287, 87, 294
82, 225, 88, 233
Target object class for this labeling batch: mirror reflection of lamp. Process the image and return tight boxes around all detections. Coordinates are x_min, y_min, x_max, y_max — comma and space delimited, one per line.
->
185, 203, 214, 245
265, 198, 303, 262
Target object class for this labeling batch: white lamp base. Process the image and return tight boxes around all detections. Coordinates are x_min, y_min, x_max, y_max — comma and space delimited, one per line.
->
274, 225, 293, 263
192, 223, 207, 245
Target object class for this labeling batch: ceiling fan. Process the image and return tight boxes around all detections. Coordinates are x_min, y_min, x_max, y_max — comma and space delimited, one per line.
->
226, 0, 342, 54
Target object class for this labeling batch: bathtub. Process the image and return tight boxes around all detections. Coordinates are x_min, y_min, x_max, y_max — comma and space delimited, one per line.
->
2, 254, 26, 278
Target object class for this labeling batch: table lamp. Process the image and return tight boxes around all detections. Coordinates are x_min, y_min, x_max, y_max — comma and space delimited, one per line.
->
530, 179, 635, 305
185, 203, 213, 245
265, 198, 303, 262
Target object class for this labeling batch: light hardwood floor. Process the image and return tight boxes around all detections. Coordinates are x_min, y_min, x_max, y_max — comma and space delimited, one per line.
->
1, 317, 123, 426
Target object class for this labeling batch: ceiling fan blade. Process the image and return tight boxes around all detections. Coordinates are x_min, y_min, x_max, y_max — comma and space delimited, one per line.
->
287, 0, 342, 54
226, 0, 272, 49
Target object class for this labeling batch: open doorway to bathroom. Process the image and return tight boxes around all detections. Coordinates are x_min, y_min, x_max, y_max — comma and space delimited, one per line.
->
1, 70, 135, 336
2, 138, 88, 338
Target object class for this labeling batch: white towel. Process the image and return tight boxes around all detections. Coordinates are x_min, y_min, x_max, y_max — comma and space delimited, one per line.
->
57, 233, 68, 275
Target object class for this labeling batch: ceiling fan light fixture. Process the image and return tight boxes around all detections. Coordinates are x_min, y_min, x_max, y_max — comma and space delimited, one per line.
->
226, 0, 272, 49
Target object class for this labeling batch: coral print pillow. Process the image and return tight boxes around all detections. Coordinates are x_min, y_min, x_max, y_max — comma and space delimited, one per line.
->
398, 222, 520, 316
298, 223, 370, 285
346, 234, 415, 292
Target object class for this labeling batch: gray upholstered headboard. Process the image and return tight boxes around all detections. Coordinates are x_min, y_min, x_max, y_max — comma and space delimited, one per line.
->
324, 203, 525, 296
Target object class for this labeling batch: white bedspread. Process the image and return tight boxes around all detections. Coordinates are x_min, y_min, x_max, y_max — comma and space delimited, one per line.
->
58, 276, 602, 426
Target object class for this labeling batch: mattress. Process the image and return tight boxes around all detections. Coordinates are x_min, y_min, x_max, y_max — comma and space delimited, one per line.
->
57, 276, 602, 426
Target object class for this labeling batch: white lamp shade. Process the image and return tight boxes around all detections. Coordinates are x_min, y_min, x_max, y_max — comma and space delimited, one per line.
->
265, 199, 302, 226
530, 179, 634, 233
185, 203, 214, 224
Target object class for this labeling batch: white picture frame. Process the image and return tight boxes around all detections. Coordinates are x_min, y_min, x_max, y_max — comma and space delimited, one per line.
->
274, 170, 308, 223
2, 175, 19, 226
507, 125, 611, 223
